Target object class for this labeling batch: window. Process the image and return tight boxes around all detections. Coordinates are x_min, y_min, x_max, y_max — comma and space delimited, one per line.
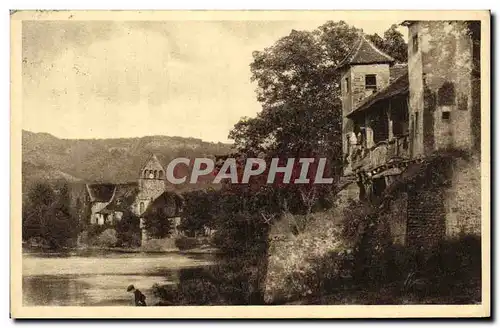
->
412, 34, 419, 52
144, 170, 148, 178
140, 202, 145, 213
154, 170, 158, 178
372, 177, 386, 198
365, 74, 377, 91
158, 170, 164, 179
345, 77, 350, 93
442, 111, 451, 120
438, 82, 455, 106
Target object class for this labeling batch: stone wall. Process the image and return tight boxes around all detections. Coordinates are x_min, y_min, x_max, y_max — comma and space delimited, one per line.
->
407, 187, 446, 249
138, 155, 167, 204
444, 155, 481, 237
408, 21, 476, 156
403, 154, 481, 249
407, 23, 425, 157
350, 64, 391, 110
387, 191, 408, 246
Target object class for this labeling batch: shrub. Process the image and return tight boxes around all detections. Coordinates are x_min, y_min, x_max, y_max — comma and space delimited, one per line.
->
115, 214, 141, 247
94, 228, 117, 247
141, 238, 178, 252
78, 231, 90, 246
174, 236, 199, 250
143, 210, 173, 239
22, 182, 79, 249
152, 278, 224, 305
87, 224, 107, 240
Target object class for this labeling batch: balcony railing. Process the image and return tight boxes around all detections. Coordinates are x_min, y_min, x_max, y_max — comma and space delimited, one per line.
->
350, 134, 410, 171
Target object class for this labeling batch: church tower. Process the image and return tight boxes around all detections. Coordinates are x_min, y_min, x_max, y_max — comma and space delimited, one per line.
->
338, 33, 395, 174
136, 154, 166, 215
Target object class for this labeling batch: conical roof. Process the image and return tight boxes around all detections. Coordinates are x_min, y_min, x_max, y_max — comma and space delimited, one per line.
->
337, 33, 395, 69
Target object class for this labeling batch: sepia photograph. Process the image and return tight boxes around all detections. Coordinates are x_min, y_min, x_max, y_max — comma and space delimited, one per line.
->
10, 10, 490, 318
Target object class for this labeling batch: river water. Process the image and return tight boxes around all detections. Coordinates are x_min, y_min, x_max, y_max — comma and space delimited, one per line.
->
22, 251, 215, 306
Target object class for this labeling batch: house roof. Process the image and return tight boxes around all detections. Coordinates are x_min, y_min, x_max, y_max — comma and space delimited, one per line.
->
347, 72, 409, 119
400, 21, 417, 27
86, 183, 116, 202
142, 191, 184, 218
102, 182, 140, 212
389, 63, 408, 81
337, 34, 395, 69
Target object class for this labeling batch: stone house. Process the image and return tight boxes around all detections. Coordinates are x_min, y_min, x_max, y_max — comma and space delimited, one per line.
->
140, 191, 184, 242
339, 21, 481, 248
69, 154, 184, 245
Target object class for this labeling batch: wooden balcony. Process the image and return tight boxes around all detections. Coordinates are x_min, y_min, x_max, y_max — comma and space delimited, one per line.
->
351, 134, 410, 172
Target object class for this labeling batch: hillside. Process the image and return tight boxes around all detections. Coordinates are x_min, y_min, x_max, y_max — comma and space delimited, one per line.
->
22, 130, 234, 191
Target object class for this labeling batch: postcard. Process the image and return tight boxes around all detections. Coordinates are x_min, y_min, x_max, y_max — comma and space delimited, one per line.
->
10, 10, 490, 319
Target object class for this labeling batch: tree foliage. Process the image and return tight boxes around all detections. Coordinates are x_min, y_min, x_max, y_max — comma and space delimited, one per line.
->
229, 21, 408, 168
366, 24, 408, 63
143, 208, 174, 239
22, 182, 79, 249
179, 189, 218, 237
115, 211, 141, 247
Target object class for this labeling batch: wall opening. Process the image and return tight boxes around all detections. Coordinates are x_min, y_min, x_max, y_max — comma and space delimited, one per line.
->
437, 82, 456, 106
372, 177, 386, 199
371, 109, 389, 144
365, 74, 377, 91
412, 33, 419, 52
391, 97, 409, 137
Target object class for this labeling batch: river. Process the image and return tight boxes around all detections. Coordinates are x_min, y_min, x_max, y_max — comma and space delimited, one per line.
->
22, 250, 215, 306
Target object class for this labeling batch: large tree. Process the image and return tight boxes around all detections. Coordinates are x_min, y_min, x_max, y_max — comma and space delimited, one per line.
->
366, 24, 408, 63
179, 189, 218, 237
23, 182, 78, 248
229, 21, 407, 164
143, 209, 174, 239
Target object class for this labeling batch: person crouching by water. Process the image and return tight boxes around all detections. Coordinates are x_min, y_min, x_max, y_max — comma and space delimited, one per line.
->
127, 285, 147, 306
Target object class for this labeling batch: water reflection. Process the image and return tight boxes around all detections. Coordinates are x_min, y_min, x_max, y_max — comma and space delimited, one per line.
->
22, 251, 214, 306
23, 275, 91, 306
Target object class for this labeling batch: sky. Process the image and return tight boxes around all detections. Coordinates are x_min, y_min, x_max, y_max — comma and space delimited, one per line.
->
22, 18, 406, 143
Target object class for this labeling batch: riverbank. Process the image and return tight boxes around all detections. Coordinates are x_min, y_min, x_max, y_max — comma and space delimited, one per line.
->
86, 246, 221, 254
23, 245, 222, 255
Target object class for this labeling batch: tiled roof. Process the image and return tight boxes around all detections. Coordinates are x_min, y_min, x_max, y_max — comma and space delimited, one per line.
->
347, 72, 409, 118
389, 63, 408, 81
86, 183, 116, 202
142, 191, 184, 218
103, 182, 139, 212
337, 34, 395, 69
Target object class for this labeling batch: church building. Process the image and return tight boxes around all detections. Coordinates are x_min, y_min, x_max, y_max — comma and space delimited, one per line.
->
70, 154, 183, 244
